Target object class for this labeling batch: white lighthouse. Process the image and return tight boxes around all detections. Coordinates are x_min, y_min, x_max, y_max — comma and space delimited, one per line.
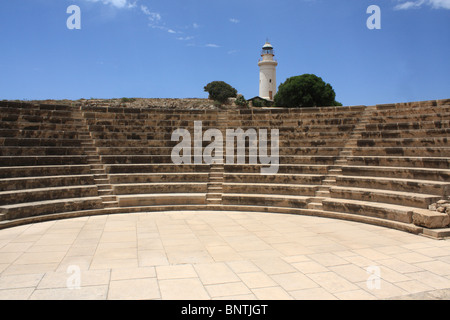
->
258, 41, 278, 101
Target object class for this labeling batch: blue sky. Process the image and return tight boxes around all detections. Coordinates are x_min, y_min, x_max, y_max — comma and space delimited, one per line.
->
0, 0, 449, 106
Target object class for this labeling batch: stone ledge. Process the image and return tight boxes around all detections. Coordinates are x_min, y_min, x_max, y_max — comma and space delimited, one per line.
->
422, 228, 450, 239
412, 208, 450, 229
0, 204, 439, 238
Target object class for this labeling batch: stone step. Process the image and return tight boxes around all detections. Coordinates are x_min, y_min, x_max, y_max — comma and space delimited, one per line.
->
210, 173, 224, 178
322, 179, 336, 185
307, 202, 323, 210
208, 186, 223, 191
222, 193, 312, 207
335, 175, 450, 196
328, 169, 342, 174
113, 182, 207, 195
98, 189, 113, 196
316, 190, 330, 197
0, 197, 104, 221
94, 179, 109, 184
207, 192, 223, 197
117, 193, 207, 206
330, 186, 442, 209
102, 201, 119, 208
100, 195, 117, 202
322, 198, 449, 228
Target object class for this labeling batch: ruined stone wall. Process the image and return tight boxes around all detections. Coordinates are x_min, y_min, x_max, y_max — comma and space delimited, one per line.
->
27, 98, 239, 110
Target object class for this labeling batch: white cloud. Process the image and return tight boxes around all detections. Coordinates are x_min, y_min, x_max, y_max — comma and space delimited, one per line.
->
167, 29, 177, 34
429, 0, 450, 8
140, 5, 161, 22
193, 23, 200, 29
394, 0, 425, 10
205, 44, 220, 48
177, 36, 194, 41
394, 0, 450, 9
229, 18, 239, 23
84, 0, 135, 9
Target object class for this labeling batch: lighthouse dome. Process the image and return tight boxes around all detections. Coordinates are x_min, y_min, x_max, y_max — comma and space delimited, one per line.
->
262, 42, 273, 50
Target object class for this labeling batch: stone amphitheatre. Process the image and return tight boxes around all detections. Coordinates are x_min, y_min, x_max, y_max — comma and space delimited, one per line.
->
0, 97, 449, 300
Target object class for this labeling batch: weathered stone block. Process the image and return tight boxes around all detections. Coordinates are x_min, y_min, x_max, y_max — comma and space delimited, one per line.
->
412, 209, 450, 229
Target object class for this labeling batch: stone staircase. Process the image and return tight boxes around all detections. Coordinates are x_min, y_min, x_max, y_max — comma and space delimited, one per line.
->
72, 108, 119, 208
307, 105, 378, 210
206, 111, 227, 205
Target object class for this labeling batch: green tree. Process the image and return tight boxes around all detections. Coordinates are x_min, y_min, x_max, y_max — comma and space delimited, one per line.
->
274, 74, 342, 108
204, 81, 238, 104
235, 95, 249, 107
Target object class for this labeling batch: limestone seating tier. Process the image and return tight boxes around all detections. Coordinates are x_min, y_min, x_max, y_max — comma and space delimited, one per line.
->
0, 197, 103, 221
0, 155, 88, 166
224, 164, 330, 174
87, 124, 358, 134
222, 193, 312, 208
350, 147, 449, 157
341, 165, 450, 182
84, 116, 361, 126
117, 193, 206, 207
108, 172, 209, 184
361, 128, 450, 139
356, 137, 448, 148
0, 185, 99, 206
335, 175, 448, 196
92, 137, 349, 148
0, 146, 86, 156
99, 155, 340, 165
0, 129, 81, 139
364, 120, 449, 131
322, 198, 419, 225
105, 163, 210, 174
0, 165, 91, 178
329, 186, 441, 209
371, 106, 450, 117
224, 173, 325, 185
223, 183, 318, 196
367, 113, 449, 124
91, 130, 352, 141
96, 146, 342, 156
0, 174, 95, 191
347, 154, 449, 167
114, 182, 207, 196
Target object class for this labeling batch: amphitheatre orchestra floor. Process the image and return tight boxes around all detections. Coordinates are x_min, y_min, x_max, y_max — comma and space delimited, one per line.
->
0, 210, 449, 300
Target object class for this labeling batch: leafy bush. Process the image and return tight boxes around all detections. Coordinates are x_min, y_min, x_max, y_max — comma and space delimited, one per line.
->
121, 97, 136, 103
204, 81, 238, 104
235, 95, 248, 107
251, 97, 272, 108
274, 74, 341, 108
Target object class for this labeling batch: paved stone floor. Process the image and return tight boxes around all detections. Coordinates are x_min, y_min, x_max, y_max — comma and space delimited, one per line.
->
0, 211, 449, 300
